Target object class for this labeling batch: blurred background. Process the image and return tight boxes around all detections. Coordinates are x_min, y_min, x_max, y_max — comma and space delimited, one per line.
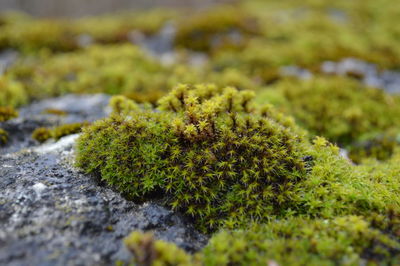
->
0, 0, 233, 17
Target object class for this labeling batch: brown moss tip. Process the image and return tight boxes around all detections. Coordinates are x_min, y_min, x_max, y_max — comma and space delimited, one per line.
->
0, 106, 18, 122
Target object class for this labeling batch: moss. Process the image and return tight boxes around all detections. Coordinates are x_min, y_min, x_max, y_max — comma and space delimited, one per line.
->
175, 5, 259, 53
32, 122, 88, 143
0, 106, 18, 122
0, 128, 8, 145
123, 211, 400, 265
32, 127, 52, 143
200, 213, 400, 266
76, 84, 308, 231
348, 133, 399, 164
51, 122, 88, 140
0, 76, 27, 108
124, 231, 196, 266
8, 44, 204, 103
266, 76, 400, 146
0, 10, 176, 53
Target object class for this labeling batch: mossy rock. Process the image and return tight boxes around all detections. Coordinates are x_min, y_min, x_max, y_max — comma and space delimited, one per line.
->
76, 84, 309, 231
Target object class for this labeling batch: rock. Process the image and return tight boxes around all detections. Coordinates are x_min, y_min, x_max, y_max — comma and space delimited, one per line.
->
129, 22, 177, 65
0, 133, 207, 266
1, 94, 110, 155
321, 58, 400, 94
280, 65, 313, 80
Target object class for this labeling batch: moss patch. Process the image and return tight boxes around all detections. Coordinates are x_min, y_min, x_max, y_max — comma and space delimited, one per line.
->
262, 76, 400, 146
76, 84, 309, 231
32, 122, 88, 143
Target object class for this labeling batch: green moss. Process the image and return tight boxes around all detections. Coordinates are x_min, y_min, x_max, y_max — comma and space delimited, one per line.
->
200, 213, 400, 266
0, 106, 18, 122
124, 231, 196, 266
0, 128, 8, 145
76, 84, 308, 231
9, 44, 204, 103
123, 211, 400, 265
32, 127, 52, 143
32, 122, 88, 143
266, 76, 400, 146
76, 84, 400, 232
348, 133, 399, 164
52, 122, 88, 140
0, 76, 27, 107
0, 10, 176, 53
175, 5, 259, 53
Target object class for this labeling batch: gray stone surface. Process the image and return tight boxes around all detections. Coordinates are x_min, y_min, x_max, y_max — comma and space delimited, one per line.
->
321, 58, 400, 94
0, 95, 207, 266
0, 49, 18, 76
1, 94, 110, 155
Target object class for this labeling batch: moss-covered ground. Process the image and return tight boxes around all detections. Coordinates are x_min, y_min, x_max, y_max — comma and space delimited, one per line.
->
1, 0, 400, 264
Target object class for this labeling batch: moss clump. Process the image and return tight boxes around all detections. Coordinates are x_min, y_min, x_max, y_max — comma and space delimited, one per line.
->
0, 76, 27, 107
0, 106, 18, 122
32, 122, 88, 143
0, 10, 175, 53
124, 231, 195, 266
76, 84, 308, 231
348, 134, 399, 164
175, 6, 259, 53
0, 128, 8, 145
267, 76, 400, 146
9, 44, 203, 104
200, 213, 400, 266
123, 211, 400, 265
31, 127, 52, 143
